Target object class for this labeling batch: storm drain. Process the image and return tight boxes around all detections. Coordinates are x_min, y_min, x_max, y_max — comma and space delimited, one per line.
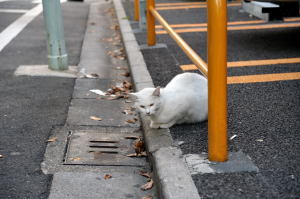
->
64, 130, 146, 166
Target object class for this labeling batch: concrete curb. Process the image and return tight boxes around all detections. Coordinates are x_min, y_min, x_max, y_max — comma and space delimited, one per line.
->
112, 0, 201, 198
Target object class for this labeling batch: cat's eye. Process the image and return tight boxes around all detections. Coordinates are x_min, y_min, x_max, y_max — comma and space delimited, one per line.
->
149, 103, 154, 106
140, 105, 145, 108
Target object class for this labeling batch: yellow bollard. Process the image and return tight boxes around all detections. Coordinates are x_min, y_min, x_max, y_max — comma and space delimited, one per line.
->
207, 0, 228, 162
134, 0, 139, 21
147, 0, 156, 46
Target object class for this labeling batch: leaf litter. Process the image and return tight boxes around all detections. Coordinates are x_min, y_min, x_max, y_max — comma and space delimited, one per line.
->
104, 174, 112, 180
141, 179, 154, 191
90, 116, 102, 121
142, 196, 153, 199
47, 137, 57, 143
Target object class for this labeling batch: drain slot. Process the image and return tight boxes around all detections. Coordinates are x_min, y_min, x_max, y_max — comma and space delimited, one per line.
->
89, 151, 118, 154
89, 140, 119, 143
89, 145, 118, 148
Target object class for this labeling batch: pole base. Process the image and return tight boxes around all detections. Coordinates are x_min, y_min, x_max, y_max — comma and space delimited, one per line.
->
48, 54, 68, 71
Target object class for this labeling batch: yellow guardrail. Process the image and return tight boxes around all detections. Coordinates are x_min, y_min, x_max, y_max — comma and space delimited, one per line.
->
137, 0, 228, 162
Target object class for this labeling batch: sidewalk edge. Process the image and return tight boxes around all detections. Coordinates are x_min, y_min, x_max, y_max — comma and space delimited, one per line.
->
112, 0, 201, 198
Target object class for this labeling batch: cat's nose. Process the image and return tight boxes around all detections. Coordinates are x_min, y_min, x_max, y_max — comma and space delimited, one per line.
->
146, 111, 150, 115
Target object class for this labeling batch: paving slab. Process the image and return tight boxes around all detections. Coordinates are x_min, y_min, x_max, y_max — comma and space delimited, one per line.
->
73, 78, 112, 99
48, 171, 157, 199
67, 98, 140, 128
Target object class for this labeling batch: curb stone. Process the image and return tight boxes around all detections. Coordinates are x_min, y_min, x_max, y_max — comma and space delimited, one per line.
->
112, 0, 201, 198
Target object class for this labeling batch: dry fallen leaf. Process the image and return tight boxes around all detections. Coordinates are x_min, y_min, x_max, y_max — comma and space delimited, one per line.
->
47, 137, 57, 143
229, 134, 237, 140
139, 151, 147, 157
126, 152, 147, 158
123, 80, 132, 89
139, 170, 151, 179
126, 153, 138, 157
90, 116, 102, 121
104, 174, 112, 180
84, 73, 99, 78
121, 71, 130, 77
70, 157, 81, 161
142, 196, 153, 199
141, 179, 154, 191
126, 119, 136, 124
134, 137, 145, 154
122, 109, 134, 115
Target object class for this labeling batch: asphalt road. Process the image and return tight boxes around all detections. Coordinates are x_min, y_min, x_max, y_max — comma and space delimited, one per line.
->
0, 0, 88, 198
123, 0, 300, 198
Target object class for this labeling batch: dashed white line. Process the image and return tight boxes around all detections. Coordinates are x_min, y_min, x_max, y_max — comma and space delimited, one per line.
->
0, 9, 28, 13
0, 4, 42, 52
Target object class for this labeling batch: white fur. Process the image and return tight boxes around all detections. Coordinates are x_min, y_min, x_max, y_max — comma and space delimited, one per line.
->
131, 72, 207, 128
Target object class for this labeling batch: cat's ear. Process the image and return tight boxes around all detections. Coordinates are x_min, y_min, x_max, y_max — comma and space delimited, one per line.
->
152, 86, 160, 97
129, 93, 138, 100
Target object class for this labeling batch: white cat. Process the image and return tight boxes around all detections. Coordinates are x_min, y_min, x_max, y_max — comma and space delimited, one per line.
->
131, 72, 208, 128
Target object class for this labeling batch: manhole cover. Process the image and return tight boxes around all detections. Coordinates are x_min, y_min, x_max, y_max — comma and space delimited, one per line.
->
64, 130, 146, 166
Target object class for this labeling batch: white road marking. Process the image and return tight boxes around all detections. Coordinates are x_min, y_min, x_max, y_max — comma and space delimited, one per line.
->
32, 0, 67, 3
15, 65, 78, 78
0, 0, 68, 52
0, 9, 28, 13
0, 0, 13, 2
0, 4, 42, 52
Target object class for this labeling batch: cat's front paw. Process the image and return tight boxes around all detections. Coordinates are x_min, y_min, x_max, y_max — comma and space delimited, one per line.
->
159, 123, 173, 128
150, 121, 160, 129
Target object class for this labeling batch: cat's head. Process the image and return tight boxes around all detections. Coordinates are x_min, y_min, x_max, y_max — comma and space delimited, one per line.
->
130, 87, 161, 116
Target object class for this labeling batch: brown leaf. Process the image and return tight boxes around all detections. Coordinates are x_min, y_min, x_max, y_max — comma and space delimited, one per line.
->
126, 119, 136, 124
139, 171, 151, 179
121, 71, 130, 77
141, 179, 154, 191
126, 153, 138, 157
123, 80, 132, 89
142, 196, 153, 199
107, 95, 123, 100
104, 174, 112, 180
122, 109, 134, 115
84, 73, 99, 78
47, 137, 57, 143
139, 151, 147, 157
134, 137, 145, 155
70, 157, 81, 161
90, 116, 102, 121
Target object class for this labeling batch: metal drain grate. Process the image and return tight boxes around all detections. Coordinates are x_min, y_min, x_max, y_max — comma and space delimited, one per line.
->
64, 130, 146, 166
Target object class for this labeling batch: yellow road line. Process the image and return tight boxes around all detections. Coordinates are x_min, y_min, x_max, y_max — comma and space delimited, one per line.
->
284, 17, 300, 22
156, 2, 207, 7
155, 20, 265, 29
157, 22, 300, 34
156, 2, 240, 7
181, 58, 300, 71
156, 3, 240, 10
227, 72, 300, 84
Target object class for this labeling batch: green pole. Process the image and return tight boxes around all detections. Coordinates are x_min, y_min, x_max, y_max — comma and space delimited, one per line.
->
42, 0, 68, 70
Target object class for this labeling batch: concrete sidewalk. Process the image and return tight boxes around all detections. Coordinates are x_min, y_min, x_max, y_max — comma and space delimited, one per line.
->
44, 0, 202, 198
43, 1, 157, 198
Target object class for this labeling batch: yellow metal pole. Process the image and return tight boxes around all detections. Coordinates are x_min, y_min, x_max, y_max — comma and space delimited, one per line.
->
207, 0, 228, 162
150, 8, 208, 77
147, 0, 156, 45
134, 0, 140, 21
